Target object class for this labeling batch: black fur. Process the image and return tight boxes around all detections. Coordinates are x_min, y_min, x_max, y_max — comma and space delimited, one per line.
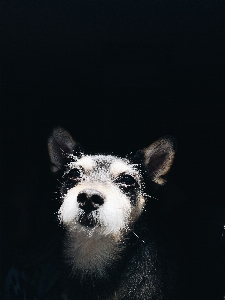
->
48, 127, 176, 300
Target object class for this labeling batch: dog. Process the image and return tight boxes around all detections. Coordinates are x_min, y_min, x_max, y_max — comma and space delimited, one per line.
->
48, 127, 176, 300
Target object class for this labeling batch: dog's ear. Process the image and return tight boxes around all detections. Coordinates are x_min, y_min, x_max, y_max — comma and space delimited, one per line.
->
48, 127, 82, 173
140, 136, 176, 185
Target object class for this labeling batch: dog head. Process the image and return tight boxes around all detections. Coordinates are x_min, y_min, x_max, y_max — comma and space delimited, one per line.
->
48, 127, 176, 241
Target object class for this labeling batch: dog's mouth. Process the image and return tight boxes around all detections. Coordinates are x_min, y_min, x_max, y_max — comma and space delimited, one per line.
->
78, 213, 98, 227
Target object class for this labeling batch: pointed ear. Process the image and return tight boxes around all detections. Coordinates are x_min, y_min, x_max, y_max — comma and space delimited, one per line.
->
141, 136, 176, 185
48, 127, 82, 173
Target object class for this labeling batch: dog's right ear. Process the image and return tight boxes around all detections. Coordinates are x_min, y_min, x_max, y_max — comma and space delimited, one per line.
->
48, 127, 82, 173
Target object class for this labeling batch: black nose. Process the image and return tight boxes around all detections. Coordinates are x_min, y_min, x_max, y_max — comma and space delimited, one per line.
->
77, 189, 104, 214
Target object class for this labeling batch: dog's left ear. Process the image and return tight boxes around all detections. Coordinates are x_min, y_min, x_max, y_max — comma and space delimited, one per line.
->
48, 127, 82, 173
140, 136, 176, 185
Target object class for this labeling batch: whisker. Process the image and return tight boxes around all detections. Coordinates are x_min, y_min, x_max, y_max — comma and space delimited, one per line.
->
132, 231, 145, 244
142, 193, 159, 201
57, 178, 63, 184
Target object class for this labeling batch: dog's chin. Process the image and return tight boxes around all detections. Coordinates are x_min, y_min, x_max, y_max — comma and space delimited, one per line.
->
78, 213, 98, 228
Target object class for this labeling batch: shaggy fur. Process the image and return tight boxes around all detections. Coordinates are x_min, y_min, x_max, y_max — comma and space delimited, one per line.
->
48, 127, 176, 300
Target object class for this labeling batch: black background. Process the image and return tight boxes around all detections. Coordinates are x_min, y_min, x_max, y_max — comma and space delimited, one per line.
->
1, 0, 225, 299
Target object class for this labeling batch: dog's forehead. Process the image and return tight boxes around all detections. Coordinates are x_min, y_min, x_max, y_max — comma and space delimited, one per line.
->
72, 155, 135, 175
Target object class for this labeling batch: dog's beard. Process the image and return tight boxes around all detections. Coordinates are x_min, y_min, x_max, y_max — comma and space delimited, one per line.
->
62, 207, 129, 277
64, 226, 126, 278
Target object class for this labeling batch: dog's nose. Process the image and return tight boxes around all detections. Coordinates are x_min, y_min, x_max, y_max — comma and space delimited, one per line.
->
77, 189, 104, 213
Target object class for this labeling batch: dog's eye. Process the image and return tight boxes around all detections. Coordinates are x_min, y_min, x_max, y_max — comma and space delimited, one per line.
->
67, 168, 82, 180
116, 174, 137, 186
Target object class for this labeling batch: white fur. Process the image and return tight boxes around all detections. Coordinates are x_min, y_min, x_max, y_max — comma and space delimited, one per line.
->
68, 155, 95, 172
110, 160, 137, 177
58, 155, 146, 276
64, 229, 125, 278
58, 182, 132, 235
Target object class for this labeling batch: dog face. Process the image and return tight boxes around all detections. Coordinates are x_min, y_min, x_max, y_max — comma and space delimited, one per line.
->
48, 127, 176, 275
58, 154, 145, 238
